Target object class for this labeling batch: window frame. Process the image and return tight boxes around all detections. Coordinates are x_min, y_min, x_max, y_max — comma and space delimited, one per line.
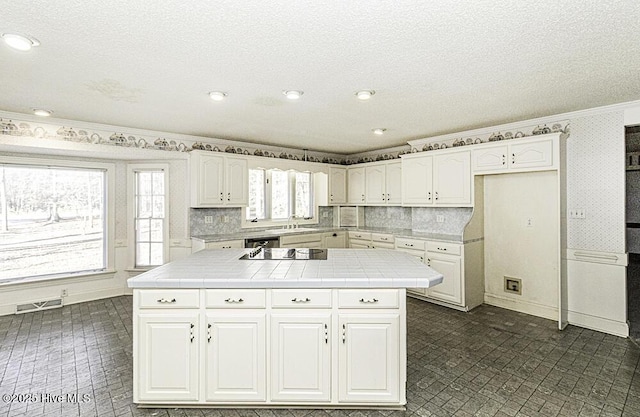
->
242, 168, 318, 229
127, 163, 169, 270
0, 155, 115, 284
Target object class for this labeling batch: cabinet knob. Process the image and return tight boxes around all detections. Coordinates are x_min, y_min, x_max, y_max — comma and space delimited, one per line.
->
157, 298, 176, 304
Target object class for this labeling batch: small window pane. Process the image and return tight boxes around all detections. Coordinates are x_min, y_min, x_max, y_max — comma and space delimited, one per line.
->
136, 219, 150, 242
138, 172, 152, 195
150, 243, 164, 265
136, 243, 150, 266
152, 196, 164, 218
271, 171, 289, 219
247, 169, 265, 220
152, 172, 164, 195
295, 172, 311, 218
150, 219, 163, 241
138, 196, 152, 218
134, 169, 165, 267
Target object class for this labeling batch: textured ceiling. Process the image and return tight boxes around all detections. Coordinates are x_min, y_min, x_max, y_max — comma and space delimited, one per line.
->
1, 0, 639, 154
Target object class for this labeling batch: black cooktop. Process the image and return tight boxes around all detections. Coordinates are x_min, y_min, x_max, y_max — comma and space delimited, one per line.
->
239, 248, 328, 260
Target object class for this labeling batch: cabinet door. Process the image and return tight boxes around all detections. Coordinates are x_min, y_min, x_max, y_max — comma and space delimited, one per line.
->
225, 157, 248, 206
329, 167, 347, 204
196, 154, 225, 206
338, 314, 400, 403
385, 161, 402, 204
271, 313, 331, 402
433, 151, 471, 206
323, 232, 346, 248
137, 312, 199, 401
509, 139, 554, 170
472, 145, 508, 173
348, 167, 366, 204
205, 313, 266, 401
365, 164, 386, 205
401, 155, 433, 205
349, 241, 370, 249
426, 254, 462, 305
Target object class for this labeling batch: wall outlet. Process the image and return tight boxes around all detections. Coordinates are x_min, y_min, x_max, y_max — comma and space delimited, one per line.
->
504, 277, 522, 295
526, 218, 533, 228
436, 215, 444, 223
204, 215, 213, 224
569, 209, 586, 219
61, 289, 68, 297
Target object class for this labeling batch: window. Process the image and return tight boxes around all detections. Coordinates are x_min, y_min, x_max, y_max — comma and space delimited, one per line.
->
245, 169, 314, 224
0, 162, 108, 282
132, 168, 167, 268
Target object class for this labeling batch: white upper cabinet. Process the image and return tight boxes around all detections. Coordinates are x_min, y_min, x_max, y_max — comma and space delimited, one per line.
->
472, 134, 557, 174
385, 161, 402, 205
190, 151, 248, 207
433, 151, 471, 205
328, 166, 347, 205
401, 150, 472, 207
348, 167, 366, 204
365, 164, 385, 204
401, 154, 433, 205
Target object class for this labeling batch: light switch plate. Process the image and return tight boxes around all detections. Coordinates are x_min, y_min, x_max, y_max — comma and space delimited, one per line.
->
204, 215, 213, 224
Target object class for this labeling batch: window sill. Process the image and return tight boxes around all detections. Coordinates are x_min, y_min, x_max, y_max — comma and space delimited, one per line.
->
0, 269, 117, 288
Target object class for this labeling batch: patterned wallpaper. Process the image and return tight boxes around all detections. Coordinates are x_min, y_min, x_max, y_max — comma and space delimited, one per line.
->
566, 111, 626, 253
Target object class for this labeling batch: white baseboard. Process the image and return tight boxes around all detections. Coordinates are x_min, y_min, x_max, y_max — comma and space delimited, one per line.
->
484, 293, 557, 321
567, 310, 629, 338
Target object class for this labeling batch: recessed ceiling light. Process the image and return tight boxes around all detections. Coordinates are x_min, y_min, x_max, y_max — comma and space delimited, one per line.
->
283, 90, 303, 100
372, 128, 386, 135
2, 33, 40, 52
33, 109, 52, 117
356, 90, 375, 100
209, 91, 227, 101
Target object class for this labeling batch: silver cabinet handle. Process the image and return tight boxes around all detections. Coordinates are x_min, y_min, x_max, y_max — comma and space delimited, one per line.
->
380, 237, 388, 241
512, 153, 515, 164
190, 323, 195, 343
224, 298, 244, 303
405, 243, 414, 247
342, 323, 346, 344
220, 192, 223, 201
382, 193, 385, 201
359, 298, 379, 303
437, 247, 447, 251
227, 192, 230, 201
207, 323, 212, 343
291, 297, 311, 303
428, 191, 431, 201
427, 258, 431, 266
361, 194, 365, 202
435, 191, 439, 201
157, 298, 176, 303
324, 323, 328, 344
502, 154, 506, 165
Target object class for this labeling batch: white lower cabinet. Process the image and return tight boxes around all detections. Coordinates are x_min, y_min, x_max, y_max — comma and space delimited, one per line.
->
338, 314, 400, 403
133, 288, 405, 407
270, 313, 332, 402
426, 254, 462, 305
137, 312, 200, 402
205, 312, 266, 401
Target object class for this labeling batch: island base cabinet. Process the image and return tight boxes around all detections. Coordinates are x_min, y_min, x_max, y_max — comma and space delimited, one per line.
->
270, 313, 332, 402
136, 312, 200, 402
339, 314, 400, 403
206, 313, 266, 402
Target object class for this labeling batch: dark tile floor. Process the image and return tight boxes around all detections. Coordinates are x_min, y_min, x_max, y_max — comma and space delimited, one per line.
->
0, 296, 639, 417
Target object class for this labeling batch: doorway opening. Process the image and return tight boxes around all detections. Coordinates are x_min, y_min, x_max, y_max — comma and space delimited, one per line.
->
625, 125, 640, 342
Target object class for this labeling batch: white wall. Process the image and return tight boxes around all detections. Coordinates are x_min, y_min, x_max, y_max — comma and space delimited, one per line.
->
483, 171, 559, 320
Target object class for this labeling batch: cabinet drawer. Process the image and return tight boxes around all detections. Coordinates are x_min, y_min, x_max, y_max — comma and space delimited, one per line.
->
348, 231, 371, 240
280, 233, 323, 246
338, 289, 399, 308
138, 289, 200, 309
205, 289, 266, 308
205, 239, 244, 249
271, 289, 332, 308
395, 238, 425, 250
426, 241, 461, 256
372, 242, 395, 250
371, 233, 394, 244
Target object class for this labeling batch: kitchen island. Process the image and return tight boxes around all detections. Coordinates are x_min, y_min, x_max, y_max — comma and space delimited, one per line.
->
128, 248, 443, 409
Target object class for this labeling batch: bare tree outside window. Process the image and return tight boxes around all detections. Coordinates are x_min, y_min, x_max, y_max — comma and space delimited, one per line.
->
0, 165, 106, 281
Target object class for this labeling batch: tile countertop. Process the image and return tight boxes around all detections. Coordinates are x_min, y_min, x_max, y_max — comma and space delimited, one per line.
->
127, 248, 444, 289
191, 226, 465, 244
